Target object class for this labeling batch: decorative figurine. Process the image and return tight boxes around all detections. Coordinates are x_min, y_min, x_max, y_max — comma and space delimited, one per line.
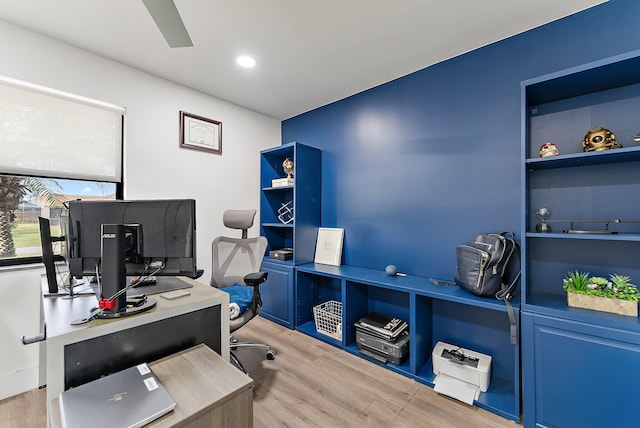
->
582, 126, 622, 152
277, 200, 294, 224
282, 158, 294, 179
536, 207, 552, 233
539, 142, 559, 157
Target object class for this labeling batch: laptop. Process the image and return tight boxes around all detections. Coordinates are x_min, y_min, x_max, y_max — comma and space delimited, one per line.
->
59, 363, 176, 428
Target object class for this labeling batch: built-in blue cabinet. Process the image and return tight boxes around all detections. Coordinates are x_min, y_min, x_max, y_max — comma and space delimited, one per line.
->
259, 142, 321, 327
259, 259, 295, 328
522, 313, 640, 428
521, 49, 640, 428
295, 263, 521, 422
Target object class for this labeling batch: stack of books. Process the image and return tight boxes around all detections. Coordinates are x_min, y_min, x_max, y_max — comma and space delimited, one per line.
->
354, 312, 410, 365
355, 311, 408, 341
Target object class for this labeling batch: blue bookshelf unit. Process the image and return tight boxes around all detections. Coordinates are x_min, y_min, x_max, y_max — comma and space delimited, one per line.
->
259, 142, 321, 328
295, 263, 521, 422
521, 49, 640, 428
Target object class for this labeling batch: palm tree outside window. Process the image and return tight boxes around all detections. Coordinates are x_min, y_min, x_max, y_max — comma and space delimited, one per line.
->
0, 174, 116, 264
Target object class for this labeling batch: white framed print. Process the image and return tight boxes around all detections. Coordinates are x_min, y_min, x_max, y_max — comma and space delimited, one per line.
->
314, 227, 344, 266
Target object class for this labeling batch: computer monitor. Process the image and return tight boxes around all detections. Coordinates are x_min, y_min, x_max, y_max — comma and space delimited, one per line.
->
66, 199, 197, 280
38, 216, 60, 294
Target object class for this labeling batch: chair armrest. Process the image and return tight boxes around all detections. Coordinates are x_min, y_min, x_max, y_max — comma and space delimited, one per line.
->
244, 272, 268, 286
243, 272, 268, 314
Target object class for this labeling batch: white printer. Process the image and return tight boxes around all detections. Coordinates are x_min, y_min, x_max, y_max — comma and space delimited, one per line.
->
432, 341, 492, 405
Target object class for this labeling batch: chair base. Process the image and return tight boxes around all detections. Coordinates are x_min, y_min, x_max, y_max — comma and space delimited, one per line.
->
229, 336, 275, 375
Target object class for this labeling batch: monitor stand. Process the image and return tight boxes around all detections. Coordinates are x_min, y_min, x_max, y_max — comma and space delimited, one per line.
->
95, 224, 156, 319
95, 298, 157, 319
39, 216, 94, 298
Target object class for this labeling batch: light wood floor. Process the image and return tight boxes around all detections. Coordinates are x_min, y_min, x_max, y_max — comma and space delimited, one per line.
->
0, 316, 520, 427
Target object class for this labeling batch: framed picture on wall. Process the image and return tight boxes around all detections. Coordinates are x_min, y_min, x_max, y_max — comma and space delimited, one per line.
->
179, 111, 222, 155
314, 227, 344, 266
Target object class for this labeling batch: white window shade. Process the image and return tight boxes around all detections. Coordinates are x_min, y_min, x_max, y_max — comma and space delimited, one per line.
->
0, 76, 124, 183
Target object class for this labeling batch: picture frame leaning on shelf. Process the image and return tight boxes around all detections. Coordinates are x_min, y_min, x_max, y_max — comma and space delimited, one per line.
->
314, 228, 344, 266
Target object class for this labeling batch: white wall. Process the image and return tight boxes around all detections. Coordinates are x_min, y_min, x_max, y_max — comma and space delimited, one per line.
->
0, 20, 280, 399
0, 265, 44, 399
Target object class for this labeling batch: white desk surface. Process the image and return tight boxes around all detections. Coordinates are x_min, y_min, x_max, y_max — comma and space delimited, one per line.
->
41, 276, 230, 414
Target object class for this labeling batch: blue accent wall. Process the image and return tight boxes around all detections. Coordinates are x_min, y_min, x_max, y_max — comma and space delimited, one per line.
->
282, 0, 640, 279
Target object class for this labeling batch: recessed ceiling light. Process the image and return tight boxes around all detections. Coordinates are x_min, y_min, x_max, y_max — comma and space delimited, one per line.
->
237, 56, 256, 68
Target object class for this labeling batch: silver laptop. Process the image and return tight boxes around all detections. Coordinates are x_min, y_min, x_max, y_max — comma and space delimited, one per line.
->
59, 363, 176, 428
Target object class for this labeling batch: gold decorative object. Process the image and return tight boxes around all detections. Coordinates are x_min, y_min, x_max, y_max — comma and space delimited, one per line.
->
582, 126, 622, 152
282, 158, 294, 179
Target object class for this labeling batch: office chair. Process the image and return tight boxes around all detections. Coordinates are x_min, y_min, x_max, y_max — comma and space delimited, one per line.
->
210, 209, 274, 374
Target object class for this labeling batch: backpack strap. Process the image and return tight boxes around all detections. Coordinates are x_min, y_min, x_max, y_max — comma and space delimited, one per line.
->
503, 300, 518, 345
495, 237, 521, 345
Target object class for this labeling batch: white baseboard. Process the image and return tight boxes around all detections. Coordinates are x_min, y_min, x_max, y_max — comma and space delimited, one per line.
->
0, 367, 40, 400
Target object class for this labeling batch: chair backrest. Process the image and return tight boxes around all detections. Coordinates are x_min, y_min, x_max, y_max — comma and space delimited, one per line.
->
210, 210, 267, 288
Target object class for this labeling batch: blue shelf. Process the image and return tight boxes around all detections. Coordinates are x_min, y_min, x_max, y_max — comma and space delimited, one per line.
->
262, 185, 294, 191
343, 342, 413, 378
525, 146, 640, 170
523, 48, 640, 106
296, 263, 518, 313
296, 320, 342, 346
262, 222, 294, 228
294, 263, 521, 423
526, 232, 640, 242
523, 294, 640, 332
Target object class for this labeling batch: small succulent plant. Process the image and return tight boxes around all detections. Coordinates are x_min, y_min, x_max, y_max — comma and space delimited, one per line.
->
563, 271, 590, 292
563, 271, 640, 302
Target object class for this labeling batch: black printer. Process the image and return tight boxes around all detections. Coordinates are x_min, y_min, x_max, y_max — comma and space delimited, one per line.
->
354, 312, 409, 365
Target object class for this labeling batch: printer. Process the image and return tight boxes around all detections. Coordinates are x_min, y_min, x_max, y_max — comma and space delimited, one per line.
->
432, 341, 492, 405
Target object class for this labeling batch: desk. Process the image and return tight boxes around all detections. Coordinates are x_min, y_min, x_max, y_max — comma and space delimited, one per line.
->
49, 344, 253, 428
41, 276, 229, 423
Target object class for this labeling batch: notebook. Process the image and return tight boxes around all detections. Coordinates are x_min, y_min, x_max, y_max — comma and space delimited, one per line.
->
59, 363, 176, 428
355, 312, 408, 342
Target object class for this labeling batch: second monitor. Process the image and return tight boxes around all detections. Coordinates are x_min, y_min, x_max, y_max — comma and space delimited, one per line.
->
66, 199, 197, 314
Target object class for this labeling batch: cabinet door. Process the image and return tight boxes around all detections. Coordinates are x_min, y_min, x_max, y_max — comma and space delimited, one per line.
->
259, 260, 294, 329
522, 312, 640, 428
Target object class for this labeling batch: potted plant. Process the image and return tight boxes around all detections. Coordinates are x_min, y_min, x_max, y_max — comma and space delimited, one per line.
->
563, 271, 639, 317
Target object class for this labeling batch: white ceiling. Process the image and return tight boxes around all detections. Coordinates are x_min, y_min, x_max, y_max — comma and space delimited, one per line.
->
0, 0, 606, 120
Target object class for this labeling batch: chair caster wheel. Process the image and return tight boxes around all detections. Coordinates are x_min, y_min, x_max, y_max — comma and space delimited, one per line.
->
266, 349, 276, 360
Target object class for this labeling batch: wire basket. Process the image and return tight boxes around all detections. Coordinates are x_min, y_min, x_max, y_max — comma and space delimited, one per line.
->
313, 300, 342, 340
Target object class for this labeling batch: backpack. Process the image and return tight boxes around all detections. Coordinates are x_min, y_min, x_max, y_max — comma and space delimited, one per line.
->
454, 232, 521, 344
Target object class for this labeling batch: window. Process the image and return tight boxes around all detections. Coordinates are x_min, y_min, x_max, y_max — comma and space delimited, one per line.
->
0, 175, 119, 264
0, 76, 125, 266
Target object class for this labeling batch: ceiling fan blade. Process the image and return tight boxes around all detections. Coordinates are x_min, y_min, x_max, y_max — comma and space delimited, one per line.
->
142, 0, 193, 48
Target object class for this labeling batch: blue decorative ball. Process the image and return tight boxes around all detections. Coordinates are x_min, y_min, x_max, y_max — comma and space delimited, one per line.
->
385, 265, 397, 276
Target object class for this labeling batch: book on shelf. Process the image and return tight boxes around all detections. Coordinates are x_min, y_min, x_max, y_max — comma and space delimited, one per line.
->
272, 177, 294, 187
355, 312, 408, 341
